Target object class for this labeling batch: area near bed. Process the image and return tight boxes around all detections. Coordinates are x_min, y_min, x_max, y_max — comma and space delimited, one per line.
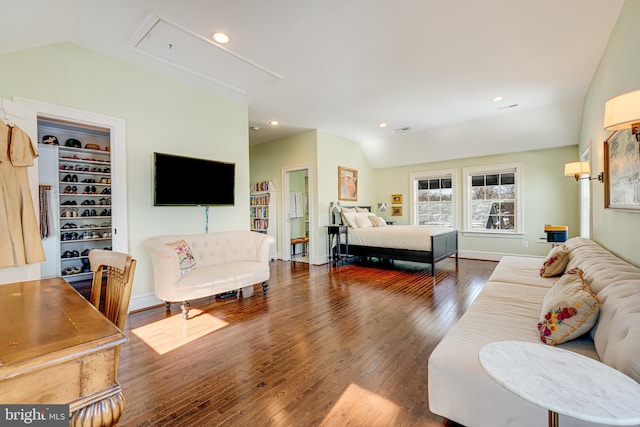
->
334, 207, 458, 276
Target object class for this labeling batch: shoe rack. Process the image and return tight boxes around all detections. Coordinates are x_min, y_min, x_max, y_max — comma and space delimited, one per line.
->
38, 119, 113, 283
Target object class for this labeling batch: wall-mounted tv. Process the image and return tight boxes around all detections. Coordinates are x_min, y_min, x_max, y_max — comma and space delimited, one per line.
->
153, 152, 235, 206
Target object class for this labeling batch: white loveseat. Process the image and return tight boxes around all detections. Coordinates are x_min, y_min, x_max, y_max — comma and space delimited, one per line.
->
428, 237, 640, 427
146, 231, 274, 319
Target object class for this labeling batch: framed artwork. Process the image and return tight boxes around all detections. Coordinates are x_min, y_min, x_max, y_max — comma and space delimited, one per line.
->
391, 206, 403, 216
604, 129, 640, 211
338, 166, 358, 201
391, 194, 402, 204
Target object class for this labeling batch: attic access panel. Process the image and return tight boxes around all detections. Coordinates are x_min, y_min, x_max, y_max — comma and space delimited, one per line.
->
134, 16, 282, 94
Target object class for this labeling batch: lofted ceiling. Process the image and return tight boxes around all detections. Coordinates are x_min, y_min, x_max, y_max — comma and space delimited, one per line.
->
0, 0, 625, 168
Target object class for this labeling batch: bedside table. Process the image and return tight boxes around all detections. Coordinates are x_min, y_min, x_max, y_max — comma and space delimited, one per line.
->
326, 224, 349, 263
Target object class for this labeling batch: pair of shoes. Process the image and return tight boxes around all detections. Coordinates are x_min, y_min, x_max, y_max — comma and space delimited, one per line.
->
99, 198, 111, 205
61, 200, 77, 205
100, 209, 111, 216
61, 223, 77, 229
100, 177, 111, 184
101, 188, 111, 195
103, 231, 112, 238
63, 185, 78, 194
81, 199, 96, 205
63, 250, 80, 258
81, 209, 98, 217
75, 166, 89, 172
82, 178, 96, 183
61, 232, 79, 241
83, 186, 97, 194
61, 174, 78, 182
62, 266, 82, 275
61, 208, 79, 217
81, 249, 90, 257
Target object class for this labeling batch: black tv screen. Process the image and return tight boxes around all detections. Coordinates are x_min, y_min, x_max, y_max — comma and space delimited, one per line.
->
153, 152, 235, 206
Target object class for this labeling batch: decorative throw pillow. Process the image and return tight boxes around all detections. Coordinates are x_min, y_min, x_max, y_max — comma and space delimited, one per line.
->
167, 240, 197, 274
355, 207, 370, 213
537, 267, 600, 346
368, 215, 387, 227
353, 214, 373, 228
539, 244, 570, 277
341, 212, 359, 228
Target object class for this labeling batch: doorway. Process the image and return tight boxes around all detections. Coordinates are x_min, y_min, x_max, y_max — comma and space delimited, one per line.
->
283, 166, 310, 263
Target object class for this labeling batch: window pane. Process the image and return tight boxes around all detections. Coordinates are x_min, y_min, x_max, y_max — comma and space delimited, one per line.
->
418, 180, 429, 190
471, 175, 484, 186
441, 178, 452, 189
471, 187, 485, 200
485, 185, 499, 199
500, 184, 515, 200
428, 189, 440, 201
486, 174, 499, 186
500, 173, 515, 185
441, 187, 452, 202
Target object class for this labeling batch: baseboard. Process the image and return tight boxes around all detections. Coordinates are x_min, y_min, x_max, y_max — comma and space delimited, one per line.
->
129, 292, 164, 312
458, 250, 543, 261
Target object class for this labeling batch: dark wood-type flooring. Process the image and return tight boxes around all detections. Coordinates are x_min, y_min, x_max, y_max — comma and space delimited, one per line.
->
118, 257, 496, 426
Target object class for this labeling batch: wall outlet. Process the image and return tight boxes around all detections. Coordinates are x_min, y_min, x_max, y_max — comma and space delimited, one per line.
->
522, 241, 529, 248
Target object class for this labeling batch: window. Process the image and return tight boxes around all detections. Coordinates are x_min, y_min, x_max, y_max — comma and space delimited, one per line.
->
463, 163, 523, 235
410, 170, 455, 227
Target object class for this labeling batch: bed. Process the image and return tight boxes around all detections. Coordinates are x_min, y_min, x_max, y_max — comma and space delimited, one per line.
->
333, 207, 458, 276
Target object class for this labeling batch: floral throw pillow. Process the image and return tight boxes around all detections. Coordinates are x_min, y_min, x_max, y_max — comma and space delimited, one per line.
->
368, 215, 387, 227
539, 244, 570, 277
167, 239, 197, 274
537, 268, 600, 346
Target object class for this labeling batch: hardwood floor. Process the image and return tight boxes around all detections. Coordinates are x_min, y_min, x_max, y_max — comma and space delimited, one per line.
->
118, 257, 496, 426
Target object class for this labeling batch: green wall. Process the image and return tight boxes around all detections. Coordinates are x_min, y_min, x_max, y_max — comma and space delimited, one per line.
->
375, 146, 580, 258
250, 129, 375, 262
0, 42, 250, 307
579, 0, 640, 266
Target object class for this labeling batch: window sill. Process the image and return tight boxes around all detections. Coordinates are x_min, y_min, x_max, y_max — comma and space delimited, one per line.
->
462, 230, 524, 239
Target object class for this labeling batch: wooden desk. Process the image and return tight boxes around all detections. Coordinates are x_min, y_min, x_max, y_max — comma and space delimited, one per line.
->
0, 278, 127, 426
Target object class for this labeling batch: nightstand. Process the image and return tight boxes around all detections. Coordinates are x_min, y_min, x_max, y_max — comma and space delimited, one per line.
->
326, 224, 349, 263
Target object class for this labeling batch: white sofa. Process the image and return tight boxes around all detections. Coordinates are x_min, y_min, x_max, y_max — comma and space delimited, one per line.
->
428, 237, 640, 427
146, 231, 274, 319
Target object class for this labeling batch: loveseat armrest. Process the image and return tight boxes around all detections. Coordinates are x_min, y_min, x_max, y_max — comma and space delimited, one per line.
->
146, 240, 182, 301
255, 234, 276, 263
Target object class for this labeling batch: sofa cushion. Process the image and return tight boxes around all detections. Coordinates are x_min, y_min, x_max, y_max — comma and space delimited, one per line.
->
539, 244, 570, 277
537, 268, 600, 346
167, 239, 197, 273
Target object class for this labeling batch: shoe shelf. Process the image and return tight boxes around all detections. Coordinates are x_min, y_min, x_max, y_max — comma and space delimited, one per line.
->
56, 147, 112, 282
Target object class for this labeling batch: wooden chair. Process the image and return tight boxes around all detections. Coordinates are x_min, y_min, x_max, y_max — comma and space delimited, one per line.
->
89, 249, 136, 371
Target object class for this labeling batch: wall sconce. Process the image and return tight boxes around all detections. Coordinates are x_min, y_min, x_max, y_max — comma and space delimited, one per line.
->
564, 161, 603, 182
604, 89, 640, 141
377, 202, 387, 213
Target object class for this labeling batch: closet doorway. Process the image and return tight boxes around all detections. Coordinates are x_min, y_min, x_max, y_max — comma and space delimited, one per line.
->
282, 166, 310, 263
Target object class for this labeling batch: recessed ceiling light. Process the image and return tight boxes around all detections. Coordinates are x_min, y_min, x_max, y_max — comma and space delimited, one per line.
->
211, 32, 230, 44
378, 122, 388, 128
269, 120, 279, 126
491, 96, 504, 103
250, 126, 260, 131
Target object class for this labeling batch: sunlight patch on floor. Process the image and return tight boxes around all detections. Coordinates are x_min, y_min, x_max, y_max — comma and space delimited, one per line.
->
131, 309, 228, 355
320, 383, 400, 426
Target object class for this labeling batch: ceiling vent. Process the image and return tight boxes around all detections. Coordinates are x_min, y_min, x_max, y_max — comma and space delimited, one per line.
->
498, 103, 519, 111
394, 126, 412, 134
133, 15, 282, 94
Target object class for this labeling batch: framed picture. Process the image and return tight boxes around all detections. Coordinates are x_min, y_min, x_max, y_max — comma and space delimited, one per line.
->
391, 206, 403, 216
391, 194, 402, 204
338, 166, 358, 201
604, 129, 640, 211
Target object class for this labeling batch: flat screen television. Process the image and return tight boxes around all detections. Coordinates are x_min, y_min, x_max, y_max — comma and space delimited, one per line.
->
153, 152, 235, 206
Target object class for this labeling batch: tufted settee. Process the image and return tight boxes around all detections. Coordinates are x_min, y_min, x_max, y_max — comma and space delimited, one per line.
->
146, 231, 274, 319
428, 237, 640, 427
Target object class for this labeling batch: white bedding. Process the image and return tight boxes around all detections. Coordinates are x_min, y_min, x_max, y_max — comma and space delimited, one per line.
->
343, 225, 454, 251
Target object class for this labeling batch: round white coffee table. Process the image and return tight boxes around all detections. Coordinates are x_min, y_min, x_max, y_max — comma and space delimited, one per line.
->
479, 341, 640, 427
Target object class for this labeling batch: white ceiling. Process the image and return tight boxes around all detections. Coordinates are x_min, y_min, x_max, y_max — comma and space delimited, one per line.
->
0, 0, 625, 168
